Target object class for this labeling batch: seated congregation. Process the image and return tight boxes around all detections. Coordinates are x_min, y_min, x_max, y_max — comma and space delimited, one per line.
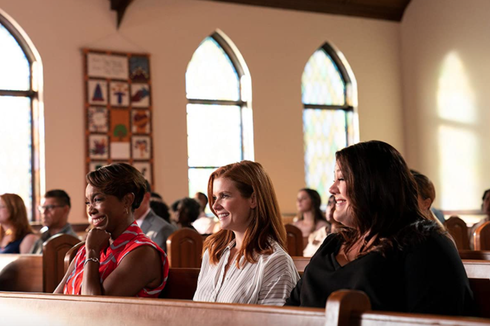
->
1, 141, 490, 324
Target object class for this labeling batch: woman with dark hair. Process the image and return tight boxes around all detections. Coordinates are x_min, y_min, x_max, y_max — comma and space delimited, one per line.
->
193, 161, 299, 305
0, 194, 38, 253
294, 188, 329, 238
55, 163, 168, 297
410, 170, 444, 228
175, 197, 201, 230
286, 141, 473, 315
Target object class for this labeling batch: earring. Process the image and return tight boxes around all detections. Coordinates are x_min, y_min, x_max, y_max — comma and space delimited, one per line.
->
125, 207, 129, 215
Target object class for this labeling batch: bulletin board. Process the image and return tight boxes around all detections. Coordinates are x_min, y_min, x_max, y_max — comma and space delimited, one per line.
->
83, 48, 154, 185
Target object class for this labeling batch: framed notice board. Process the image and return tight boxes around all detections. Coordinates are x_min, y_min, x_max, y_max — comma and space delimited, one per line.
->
83, 48, 154, 185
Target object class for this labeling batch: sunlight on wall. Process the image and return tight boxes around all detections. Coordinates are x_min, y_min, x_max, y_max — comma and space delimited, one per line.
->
437, 52, 479, 210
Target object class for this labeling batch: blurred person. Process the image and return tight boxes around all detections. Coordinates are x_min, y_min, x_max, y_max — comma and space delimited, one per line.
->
192, 192, 216, 234
0, 194, 38, 253
175, 197, 201, 230
31, 189, 79, 254
134, 180, 176, 252
149, 192, 171, 224
294, 189, 329, 244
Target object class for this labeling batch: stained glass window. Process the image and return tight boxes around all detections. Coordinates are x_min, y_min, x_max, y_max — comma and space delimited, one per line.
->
302, 43, 357, 206
0, 17, 42, 220
186, 32, 253, 200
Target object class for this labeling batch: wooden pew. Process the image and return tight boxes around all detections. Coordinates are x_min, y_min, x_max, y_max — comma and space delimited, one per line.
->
0, 234, 81, 293
42, 233, 81, 293
292, 256, 310, 272
474, 221, 490, 250
285, 224, 304, 256
160, 267, 200, 299
0, 292, 326, 326
325, 290, 490, 326
166, 228, 203, 268
459, 250, 490, 260
445, 216, 470, 250
2, 289, 489, 326
0, 254, 42, 292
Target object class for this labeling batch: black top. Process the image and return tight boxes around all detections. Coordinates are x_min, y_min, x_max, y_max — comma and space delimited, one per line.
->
285, 231, 474, 316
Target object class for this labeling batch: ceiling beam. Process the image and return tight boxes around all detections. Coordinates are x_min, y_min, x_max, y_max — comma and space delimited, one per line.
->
202, 0, 411, 22
110, 0, 134, 28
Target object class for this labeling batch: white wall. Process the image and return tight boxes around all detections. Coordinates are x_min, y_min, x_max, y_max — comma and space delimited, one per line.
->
401, 0, 490, 216
0, 0, 404, 222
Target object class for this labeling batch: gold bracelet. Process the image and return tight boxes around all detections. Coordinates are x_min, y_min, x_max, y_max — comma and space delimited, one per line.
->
84, 257, 100, 266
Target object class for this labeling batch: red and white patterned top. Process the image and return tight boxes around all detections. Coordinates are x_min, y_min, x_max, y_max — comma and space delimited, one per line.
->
63, 222, 168, 297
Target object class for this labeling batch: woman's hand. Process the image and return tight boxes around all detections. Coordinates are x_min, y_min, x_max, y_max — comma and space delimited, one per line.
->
85, 228, 110, 253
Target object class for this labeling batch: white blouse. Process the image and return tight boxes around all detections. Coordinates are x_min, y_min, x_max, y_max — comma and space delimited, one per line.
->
193, 239, 300, 305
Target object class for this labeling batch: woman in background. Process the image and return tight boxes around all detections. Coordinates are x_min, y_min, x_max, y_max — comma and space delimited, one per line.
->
286, 141, 473, 315
410, 169, 445, 228
303, 194, 338, 257
194, 161, 299, 305
0, 194, 38, 253
294, 188, 329, 239
55, 163, 168, 297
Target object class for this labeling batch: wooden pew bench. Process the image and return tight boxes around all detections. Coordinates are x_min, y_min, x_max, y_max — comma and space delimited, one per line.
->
0, 292, 326, 326
326, 290, 490, 326
2, 290, 489, 326
0, 254, 42, 292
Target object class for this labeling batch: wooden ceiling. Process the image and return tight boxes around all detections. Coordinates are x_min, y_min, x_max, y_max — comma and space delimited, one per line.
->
202, 0, 412, 22
109, 0, 412, 29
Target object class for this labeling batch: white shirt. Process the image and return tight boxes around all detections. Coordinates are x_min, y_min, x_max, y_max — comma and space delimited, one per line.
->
192, 214, 217, 234
193, 239, 300, 305
135, 208, 151, 227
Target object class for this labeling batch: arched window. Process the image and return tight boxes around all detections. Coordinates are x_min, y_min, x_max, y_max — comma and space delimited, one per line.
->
302, 43, 358, 206
0, 10, 43, 219
185, 30, 253, 197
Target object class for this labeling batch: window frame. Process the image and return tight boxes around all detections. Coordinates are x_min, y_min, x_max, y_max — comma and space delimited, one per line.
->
186, 31, 252, 194
302, 42, 357, 206
0, 10, 43, 221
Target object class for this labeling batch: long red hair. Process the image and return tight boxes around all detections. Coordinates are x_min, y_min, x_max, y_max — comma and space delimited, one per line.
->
0, 193, 33, 242
204, 161, 286, 267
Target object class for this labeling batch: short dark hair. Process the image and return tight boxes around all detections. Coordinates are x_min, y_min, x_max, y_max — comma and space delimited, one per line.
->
86, 163, 146, 211
483, 189, 490, 201
180, 198, 201, 223
144, 179, 151, 193
196, 192, 208, 206
44, 189, 71, 208
150, 193, 171, 223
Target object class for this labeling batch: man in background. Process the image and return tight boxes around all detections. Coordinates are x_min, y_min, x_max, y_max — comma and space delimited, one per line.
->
31, 189, 78, 254
134, 180, 176, 252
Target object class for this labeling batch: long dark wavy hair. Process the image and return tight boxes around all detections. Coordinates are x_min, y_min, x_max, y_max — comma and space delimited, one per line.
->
336, 140, 443, 257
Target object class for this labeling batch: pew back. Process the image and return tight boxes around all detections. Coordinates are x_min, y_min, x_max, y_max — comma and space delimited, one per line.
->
285, 224, 304, 256
0, 254, 42, 292
166, 228, 203, 268
43, 234, 81, 293
325, 290, 490, 326
445, 216, 470, 250
0, 292, 326, 326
